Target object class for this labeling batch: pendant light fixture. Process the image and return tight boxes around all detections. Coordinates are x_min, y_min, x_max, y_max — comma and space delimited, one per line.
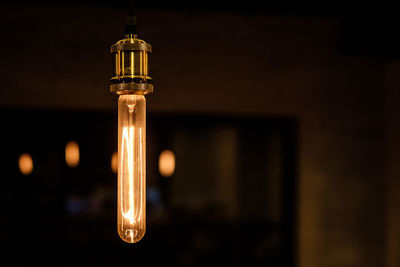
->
110, 1, 153, 243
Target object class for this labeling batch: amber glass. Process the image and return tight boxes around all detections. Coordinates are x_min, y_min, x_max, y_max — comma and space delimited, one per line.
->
117, 95, 146, 243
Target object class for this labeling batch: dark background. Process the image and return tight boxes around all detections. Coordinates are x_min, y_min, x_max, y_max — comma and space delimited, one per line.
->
0, 1, 399, 266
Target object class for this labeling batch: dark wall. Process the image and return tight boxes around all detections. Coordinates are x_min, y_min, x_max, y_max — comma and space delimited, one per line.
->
0, 4, 398, 267
384, 63, 400, 267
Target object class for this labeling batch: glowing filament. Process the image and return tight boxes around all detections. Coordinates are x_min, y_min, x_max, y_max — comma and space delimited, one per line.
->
117, 95, 146, 243
120, 126, 144, 225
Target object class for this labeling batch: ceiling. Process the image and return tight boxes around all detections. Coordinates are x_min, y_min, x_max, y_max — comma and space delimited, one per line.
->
2, 0, 399, 59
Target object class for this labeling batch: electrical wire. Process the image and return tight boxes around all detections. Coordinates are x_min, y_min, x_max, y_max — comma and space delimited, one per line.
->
125, 0, 137, 35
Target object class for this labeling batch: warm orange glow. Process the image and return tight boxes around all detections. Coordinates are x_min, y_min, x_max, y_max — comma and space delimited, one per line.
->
65, 141, 80, 168
19, 153, 33, 175
111, 151, 118, 174
158, 150, 175, 177
120, 126, 143, 225
117, 95, 146, 243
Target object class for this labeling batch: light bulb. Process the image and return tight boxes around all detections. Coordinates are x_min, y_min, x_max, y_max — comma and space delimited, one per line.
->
111, 151, 118, 174
18, 153, 33, 175
117, 95, 146, 243
110, 24, 153, 242
158, 150, 176, 177
65, 141, 80, 168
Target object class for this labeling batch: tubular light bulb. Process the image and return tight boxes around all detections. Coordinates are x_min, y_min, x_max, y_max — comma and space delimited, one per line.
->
110, 12, 153, 243
117, 95, 146, 243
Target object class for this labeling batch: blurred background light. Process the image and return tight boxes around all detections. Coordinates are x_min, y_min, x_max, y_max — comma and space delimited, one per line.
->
65, 141, 80, 168
18, 153, 33, 175
111, 151, 118, 174
158, 150, 175, 177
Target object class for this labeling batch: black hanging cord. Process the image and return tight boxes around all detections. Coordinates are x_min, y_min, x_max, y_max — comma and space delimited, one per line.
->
125, 0, 137, 35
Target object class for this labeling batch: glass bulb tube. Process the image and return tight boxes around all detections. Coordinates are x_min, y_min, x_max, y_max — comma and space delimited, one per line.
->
117, 95, 146, 243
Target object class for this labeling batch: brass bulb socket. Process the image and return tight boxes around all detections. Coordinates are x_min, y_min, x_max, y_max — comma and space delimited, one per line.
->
110, 36, 152, 95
